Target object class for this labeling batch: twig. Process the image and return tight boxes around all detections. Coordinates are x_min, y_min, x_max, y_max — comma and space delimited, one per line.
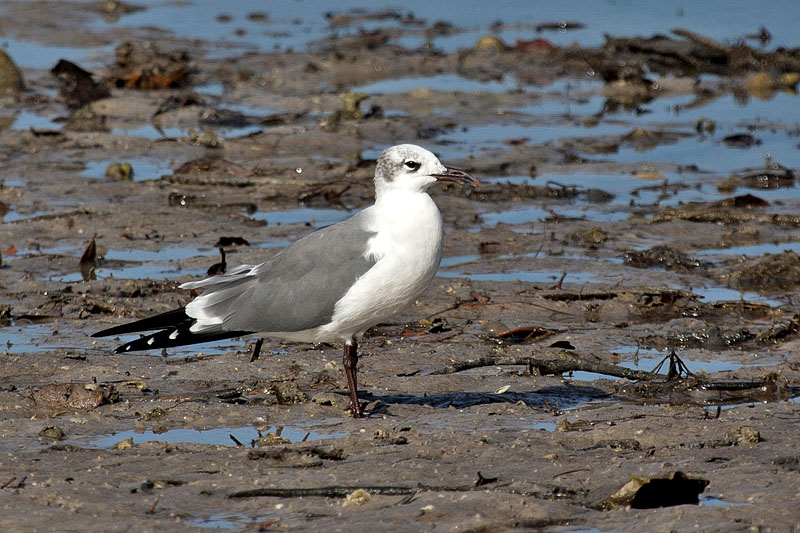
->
552, 468, 591, 479
474, 471, 499, 487
550, 272, 567, 290
671, 28, 730, 52
231, 486, 418, 498
250, 338, 264, 363
651, 350, 694, 380
229, 483, 585, 501
429, 354, 800, 397
429, 353, 654, 381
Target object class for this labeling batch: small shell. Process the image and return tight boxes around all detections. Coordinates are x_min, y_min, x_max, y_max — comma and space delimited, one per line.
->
475, 35, 507, 52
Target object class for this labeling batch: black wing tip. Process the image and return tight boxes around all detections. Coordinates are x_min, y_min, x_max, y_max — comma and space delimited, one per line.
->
101, 328, 256, 354
109, 329, 178, 353
112, 341, 138, 354
91, 308, 191, 339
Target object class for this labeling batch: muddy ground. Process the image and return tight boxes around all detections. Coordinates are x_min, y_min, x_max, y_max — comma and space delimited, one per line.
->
1, 2, 800, 532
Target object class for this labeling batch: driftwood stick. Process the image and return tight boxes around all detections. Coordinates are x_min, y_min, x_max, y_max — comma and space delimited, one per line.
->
229, 484, 585, 500
429, 354, 654, 381
671, 28, 729, 52
231, 486, 418, 498
429, 354, 800, 398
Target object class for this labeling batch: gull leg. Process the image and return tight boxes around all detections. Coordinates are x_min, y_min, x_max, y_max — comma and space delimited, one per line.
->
342, 340, 364, 418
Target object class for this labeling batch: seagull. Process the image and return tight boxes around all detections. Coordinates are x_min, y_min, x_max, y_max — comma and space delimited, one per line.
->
92, 144, 478, 417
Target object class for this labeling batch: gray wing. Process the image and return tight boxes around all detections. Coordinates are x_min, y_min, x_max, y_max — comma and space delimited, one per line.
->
182, 210, 377, 334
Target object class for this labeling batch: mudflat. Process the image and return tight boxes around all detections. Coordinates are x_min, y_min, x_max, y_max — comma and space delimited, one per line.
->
1, 2, 799, 531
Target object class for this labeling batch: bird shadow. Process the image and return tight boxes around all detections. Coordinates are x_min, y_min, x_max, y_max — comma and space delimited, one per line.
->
362, 385, 610, 412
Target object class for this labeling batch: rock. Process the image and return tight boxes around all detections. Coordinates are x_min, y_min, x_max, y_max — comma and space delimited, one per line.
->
33, 383, 119, 410
39, 426, 65, 440
0, 50, 24, 94
269, 381, 308, 405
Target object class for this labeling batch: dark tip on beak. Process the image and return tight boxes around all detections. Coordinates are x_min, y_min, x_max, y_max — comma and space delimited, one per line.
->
432, 167, 479, 188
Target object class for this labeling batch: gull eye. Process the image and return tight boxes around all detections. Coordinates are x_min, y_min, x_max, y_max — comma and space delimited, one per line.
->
404, 160, 421, 171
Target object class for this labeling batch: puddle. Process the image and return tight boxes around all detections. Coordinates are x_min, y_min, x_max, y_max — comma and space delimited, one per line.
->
2, 324, 60, 354
511, 91, 604, 117
442, 121, 627, 154
251, 207, 352, 227
195, 82, 225, 96
353, 74, 525, 95
53, 264, 206, 283
0, 39, 112, 69
486, 171, 718, 211
93, 424, 346, 448
700, 496, 747, 508
217, 101, 279, 116
51, 246, 218, 282
570, 348, 774, 382
2, 207, 54, 223
611, 130, 797, 175
481, 204, 629, 226
528, 421, 557, 431
185, 511, 275, 530
617, 353, 773, 374
475, 419, 558, 432
696, 241, 800, 258
439, 255, 480, 268
438, 249, 613, 284
6, 244, 223, 281
653, 91, 800, 132
439, 269, 595, 284
0, 1, 796, 76
691, 287, 784, 307
80, 159, 173, 182
76, 0, 797, 55
8, 110, 61, 131
111, 124, 187, 139
1, 178, 26, 188
107, 246, 218, 262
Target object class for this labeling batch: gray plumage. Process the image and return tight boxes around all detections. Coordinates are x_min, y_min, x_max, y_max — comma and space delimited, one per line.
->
184, 211, 376, 334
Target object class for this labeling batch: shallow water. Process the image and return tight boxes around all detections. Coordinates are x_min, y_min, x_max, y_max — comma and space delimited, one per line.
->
438, 268, 595, 285
699, 495, 748, 508
8, 110, 62, 131
80, 159, 174, 182
185, 511, 276, 530
82, 0, 800, 56
251, 207, 351, 227
3, 324, 61, 353
92, 424, 346, 448
50, 246, 218, 282
353, 74, 526, 95
569, 347, 776, 382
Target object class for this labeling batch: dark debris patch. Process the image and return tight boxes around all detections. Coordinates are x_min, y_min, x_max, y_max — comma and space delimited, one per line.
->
604, 471, 709, 510
624, 245, 704, 271
728, 250, 800, 292
643, 325, 754, 351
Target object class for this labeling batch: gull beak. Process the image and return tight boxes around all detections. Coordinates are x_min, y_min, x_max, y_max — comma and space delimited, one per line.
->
432, 167, 479, 188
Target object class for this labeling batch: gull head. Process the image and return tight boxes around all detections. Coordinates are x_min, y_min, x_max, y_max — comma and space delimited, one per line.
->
374, 144, 478, 197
